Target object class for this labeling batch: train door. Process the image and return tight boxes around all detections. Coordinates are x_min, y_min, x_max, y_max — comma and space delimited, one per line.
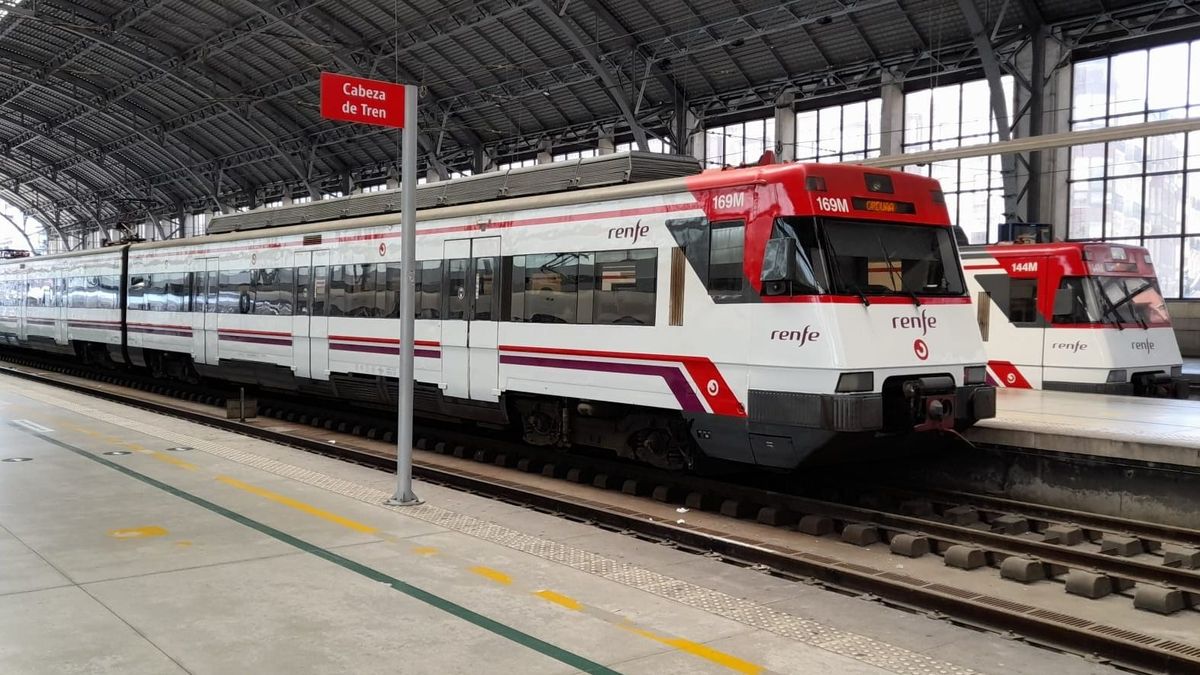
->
292, 251, 313, 379
202, 257, 219, 365
309, 250, 330, 379
55, 276, 67, 345
440, 237, 501, 401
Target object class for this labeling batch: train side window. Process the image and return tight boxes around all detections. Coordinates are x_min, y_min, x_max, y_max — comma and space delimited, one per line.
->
708, 221, 745, 295
254, 268, 293, 316
311, 265, 328, 316
473, 256, 498, 321
166, 272, 191, 312
217, 270, 253, 314
327, 265, 347, 317
592, 249, 657, 326
381, 263, 403, 319
508, 256, 525, 321
445, 258, 470, 320
523, 253, 579, 323
1008, 278, 1038, 324
416, 260, 443, 319
296, 265, 312, 316
127, 275, 146, 310
344, 264, 377, 317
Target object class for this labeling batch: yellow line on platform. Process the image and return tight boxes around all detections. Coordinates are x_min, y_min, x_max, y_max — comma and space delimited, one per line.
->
470, 566, 513, 586
150, 451, 197, 470
533, 589, 582, 611
620, 624, 764, 674
215, 475, 378, 534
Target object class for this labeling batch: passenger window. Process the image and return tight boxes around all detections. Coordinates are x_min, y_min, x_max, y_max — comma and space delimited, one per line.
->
218, 270, 253, 314
343, 264, 378, 318
295, 266, 311, 316
592, 249, 657, 325
311, 266, 328, 316
708, 221, 745, 295
522, 253, 579, 323
1009, 278, 1038, 324
327, 265, 347, 317
254, 268, 293, 316
127, 275, 146, 311
382, 263, 404, 319
473, 257, 498, 321
416, 260, 442, 319
445, 258, 469, 320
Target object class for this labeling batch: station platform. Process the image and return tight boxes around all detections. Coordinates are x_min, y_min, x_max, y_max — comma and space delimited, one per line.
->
0, 376, 1118, 675
970, 388, 1200, 467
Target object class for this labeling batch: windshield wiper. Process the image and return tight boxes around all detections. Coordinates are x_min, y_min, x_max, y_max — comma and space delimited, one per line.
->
1095, 282, 1125, 331
850, 284, 871, 307
875, 232, 919, 306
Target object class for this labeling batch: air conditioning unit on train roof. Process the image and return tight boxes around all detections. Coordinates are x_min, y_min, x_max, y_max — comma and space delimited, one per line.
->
207, 151, 702, 236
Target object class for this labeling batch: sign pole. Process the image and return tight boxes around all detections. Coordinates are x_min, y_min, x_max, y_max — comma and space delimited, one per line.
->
388, 84, 421, 506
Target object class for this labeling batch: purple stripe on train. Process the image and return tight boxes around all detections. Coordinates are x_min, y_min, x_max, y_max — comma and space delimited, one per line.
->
219, 334, 293, 347
498, 354, 705, 413
329, 342, 441, 359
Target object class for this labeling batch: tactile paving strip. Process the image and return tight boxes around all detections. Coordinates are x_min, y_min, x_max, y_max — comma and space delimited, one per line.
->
20, 385, 975, 675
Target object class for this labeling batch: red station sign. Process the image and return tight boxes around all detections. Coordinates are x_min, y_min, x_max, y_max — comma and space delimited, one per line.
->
320, 72, 407, 128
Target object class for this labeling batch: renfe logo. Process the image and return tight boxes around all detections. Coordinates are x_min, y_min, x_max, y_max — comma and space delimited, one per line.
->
1132, 339, 1156, 352
913, 339, 929, 360
1051, 341, 1087, 353
771, 326, 821, 346
892, 308, 938, 336
608, 223, 650, 244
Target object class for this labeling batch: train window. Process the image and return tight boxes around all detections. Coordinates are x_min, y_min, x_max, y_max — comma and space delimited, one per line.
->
445, 258, 469, 320
593, 249, 657, 326
472, 257, 498, 321
204, 271, 218, 314
327, 265, 347, 317
1009, 278, 1038, 324
522, 253, 580, 323
127, 275, 146, 310
345, 264, 378, 317
218, 270, 254, 314
296, 265, 312, 316
100, 276, 120, 310
254, 268, 293, 316
381, 263, 403, 319
417, 260, 442, 319
165, 273, 192, 312
708, 221, 745, 295
311, 266, 328, 316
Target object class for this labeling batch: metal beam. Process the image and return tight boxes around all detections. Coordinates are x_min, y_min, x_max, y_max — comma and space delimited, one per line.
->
860, 117, 1200, 168
957, 0, 1019, 222
0, 208, 37, 253
533, 0, 649, 150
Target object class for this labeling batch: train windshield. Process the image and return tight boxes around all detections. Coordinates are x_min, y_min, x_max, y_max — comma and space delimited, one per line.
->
765, 217, 965, 298
1053, 276, 1171, 327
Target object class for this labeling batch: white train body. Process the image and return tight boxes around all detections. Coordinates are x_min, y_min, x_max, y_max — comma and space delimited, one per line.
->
0, 161, 995, 468
962, 241, 1186, 397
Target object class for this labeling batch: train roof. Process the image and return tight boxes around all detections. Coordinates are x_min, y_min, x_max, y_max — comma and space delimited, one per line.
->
964, 241, 1149, 258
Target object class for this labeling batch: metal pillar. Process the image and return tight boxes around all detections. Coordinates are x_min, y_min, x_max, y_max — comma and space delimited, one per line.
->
878, 72, 905, 157
388, 84, 421, 507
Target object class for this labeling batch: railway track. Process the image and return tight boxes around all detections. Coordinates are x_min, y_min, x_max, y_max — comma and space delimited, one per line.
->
2, 352, 1199, 674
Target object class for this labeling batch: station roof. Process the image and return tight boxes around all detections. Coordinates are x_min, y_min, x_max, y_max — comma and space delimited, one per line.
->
0, 0, 1193, 245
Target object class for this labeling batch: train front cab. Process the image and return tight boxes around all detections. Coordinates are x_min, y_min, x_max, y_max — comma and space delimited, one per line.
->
966, 242, 1187, 398
687, 163, 996, 469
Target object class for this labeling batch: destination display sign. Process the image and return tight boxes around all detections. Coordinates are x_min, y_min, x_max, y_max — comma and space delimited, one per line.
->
319, 73, 407, 128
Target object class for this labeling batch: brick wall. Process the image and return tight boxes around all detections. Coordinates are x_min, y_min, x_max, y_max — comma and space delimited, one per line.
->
1168, 301, 1200, 357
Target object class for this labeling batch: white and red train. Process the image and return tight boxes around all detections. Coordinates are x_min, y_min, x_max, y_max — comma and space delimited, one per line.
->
962, 241, 1186, 397
0, 160, 995, 469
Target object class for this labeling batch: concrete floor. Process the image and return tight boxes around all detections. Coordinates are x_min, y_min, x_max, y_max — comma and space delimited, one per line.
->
0, 375, 1122, 675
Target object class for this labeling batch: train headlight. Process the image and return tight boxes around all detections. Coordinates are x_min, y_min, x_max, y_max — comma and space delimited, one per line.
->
836, 372, 874, 393
1107, 369, 1128, 383
963, 366, 987, 385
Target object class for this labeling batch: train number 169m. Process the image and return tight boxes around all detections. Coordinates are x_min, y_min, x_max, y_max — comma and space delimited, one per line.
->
815, 196, 850, 213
